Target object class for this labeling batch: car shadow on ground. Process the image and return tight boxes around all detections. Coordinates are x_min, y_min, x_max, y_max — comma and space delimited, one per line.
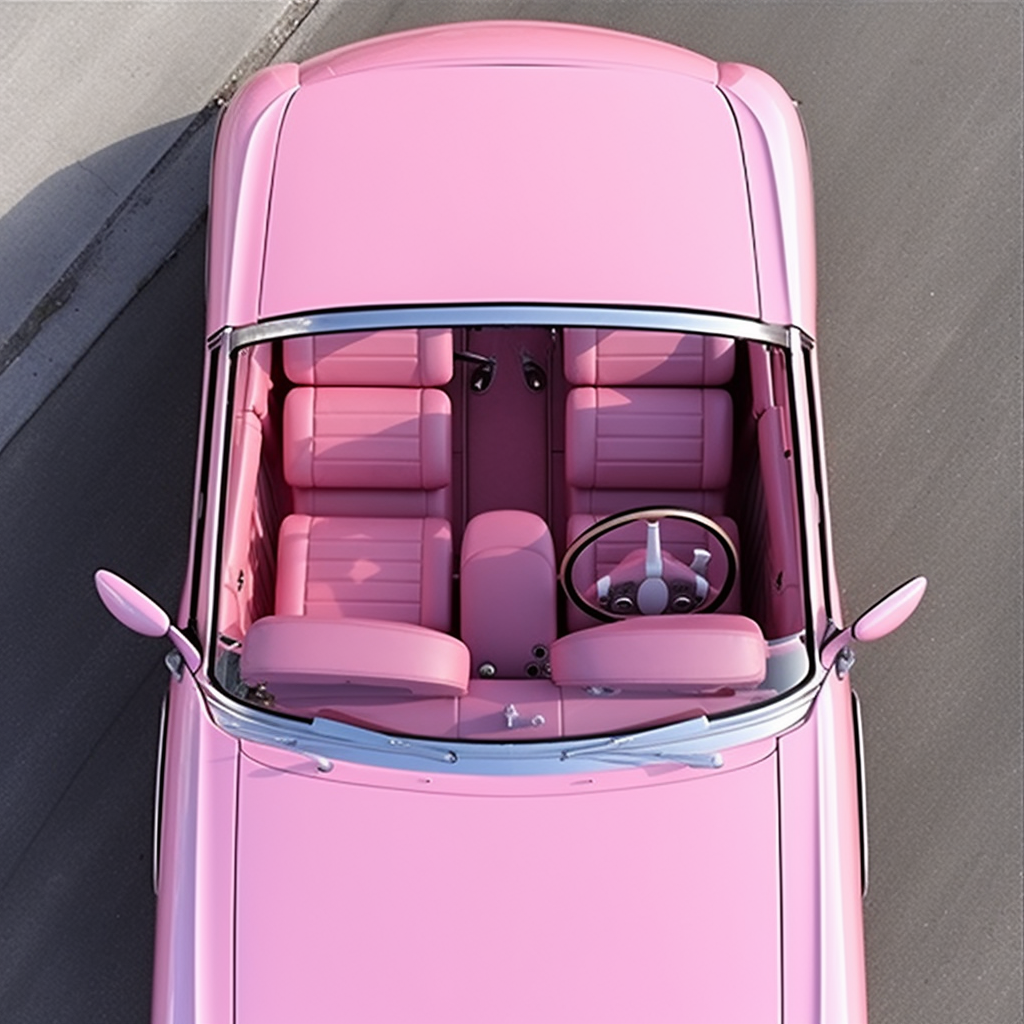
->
0, 116, 196, 367
0, 119, 207, 1024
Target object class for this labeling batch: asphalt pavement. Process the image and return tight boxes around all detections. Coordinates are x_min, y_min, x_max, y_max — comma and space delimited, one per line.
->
0, 4, 1020, 1024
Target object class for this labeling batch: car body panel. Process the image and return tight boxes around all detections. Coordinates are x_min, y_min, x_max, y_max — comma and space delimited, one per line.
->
297, 19, 720, 85
148, 679, 869, 1024
206, 21, 816, 339
778, 671, 868, 1024
719, 63, 817, 337
206, 63, 298, 338
260, 61, 758, 319
233, 739, 781, 1024
151, 679, 238, 1024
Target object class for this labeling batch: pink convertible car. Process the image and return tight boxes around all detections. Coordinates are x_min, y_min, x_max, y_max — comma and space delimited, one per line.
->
97, 21, 926, 1024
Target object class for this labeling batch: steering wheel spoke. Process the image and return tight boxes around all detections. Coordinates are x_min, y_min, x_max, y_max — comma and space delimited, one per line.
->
560, 507, 737, 622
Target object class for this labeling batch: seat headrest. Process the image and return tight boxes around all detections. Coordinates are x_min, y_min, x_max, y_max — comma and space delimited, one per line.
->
283, 328, 453, 386
564, 329, 734, 386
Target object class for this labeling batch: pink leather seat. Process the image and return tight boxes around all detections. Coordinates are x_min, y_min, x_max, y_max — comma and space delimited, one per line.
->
276, 515, 452, 631
282, 327, 453, 388
275, 328, 454, 630
564, 327, 735, 388
241, 616, 470, 696
566, 386, 733, 518
550, 616, 767, 692
563, 329, 741, 621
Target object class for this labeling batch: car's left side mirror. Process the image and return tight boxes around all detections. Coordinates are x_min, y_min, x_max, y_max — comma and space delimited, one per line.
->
820, 576, 927, 675
94, 569, 202, 675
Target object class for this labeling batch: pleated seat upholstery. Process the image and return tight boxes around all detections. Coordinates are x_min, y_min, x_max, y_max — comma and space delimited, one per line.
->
275, 514, 452, 631
275, 328, 454, 630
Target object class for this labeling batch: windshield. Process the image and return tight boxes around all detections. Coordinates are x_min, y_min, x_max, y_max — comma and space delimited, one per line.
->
211, 316, 811, 744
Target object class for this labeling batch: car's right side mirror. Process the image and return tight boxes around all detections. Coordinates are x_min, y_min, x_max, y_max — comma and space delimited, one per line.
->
820, 576, 927, 674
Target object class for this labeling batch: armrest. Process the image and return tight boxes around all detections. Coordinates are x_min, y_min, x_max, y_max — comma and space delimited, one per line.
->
240, 616, 470, 696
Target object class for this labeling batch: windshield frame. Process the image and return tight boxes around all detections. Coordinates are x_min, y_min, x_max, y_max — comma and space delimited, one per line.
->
222, 304, 788, 354
199, 305, 825, 767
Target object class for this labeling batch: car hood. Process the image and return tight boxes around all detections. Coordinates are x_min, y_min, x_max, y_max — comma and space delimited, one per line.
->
233, 740, 781, 1024
259, 25, 759, 320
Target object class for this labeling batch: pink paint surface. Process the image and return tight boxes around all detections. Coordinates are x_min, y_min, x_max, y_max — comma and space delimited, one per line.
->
234, 742, 780, 1024
151, 680, 238, 1024
206, 63, 297, 337
777, 673, 868, 1024
719, 62, 817, 336
298, 20, 719, 85
205, 21, 817, 337
260, 61, 758, 318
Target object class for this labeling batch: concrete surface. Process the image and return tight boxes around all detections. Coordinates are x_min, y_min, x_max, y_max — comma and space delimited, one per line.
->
0, 3, 1020, 1024
0, 0, 316, 449
0, 0, 306, 348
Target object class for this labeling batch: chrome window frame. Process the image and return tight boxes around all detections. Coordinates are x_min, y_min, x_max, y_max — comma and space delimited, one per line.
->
220, 305, 788, 354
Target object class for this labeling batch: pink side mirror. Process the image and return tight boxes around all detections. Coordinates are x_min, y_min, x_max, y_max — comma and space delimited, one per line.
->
852, 576, 927, 642
94, 570, 202, 674
95, 569, 170, 636
820, 576, 927, 673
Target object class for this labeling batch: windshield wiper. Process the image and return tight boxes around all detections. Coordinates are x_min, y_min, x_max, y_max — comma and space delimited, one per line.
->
561, 744, 723, 769
581, 750, 723, 769
558, 718, 721, 769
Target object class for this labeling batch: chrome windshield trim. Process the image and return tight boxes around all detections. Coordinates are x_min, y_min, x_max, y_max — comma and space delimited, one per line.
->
202, 671, 821, 777
787, 325, 829, 640
224, 306, 788, 352
198, 342, 230, 665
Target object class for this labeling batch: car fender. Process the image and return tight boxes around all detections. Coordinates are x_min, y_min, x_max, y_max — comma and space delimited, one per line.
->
151, 675, 238, 1024
778, 670, 868, 1024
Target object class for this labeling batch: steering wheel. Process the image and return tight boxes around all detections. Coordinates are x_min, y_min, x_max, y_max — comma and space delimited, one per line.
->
559, 507, 737, 623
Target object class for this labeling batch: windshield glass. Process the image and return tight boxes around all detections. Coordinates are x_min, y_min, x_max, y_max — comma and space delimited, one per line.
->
212, 320, 810, 741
